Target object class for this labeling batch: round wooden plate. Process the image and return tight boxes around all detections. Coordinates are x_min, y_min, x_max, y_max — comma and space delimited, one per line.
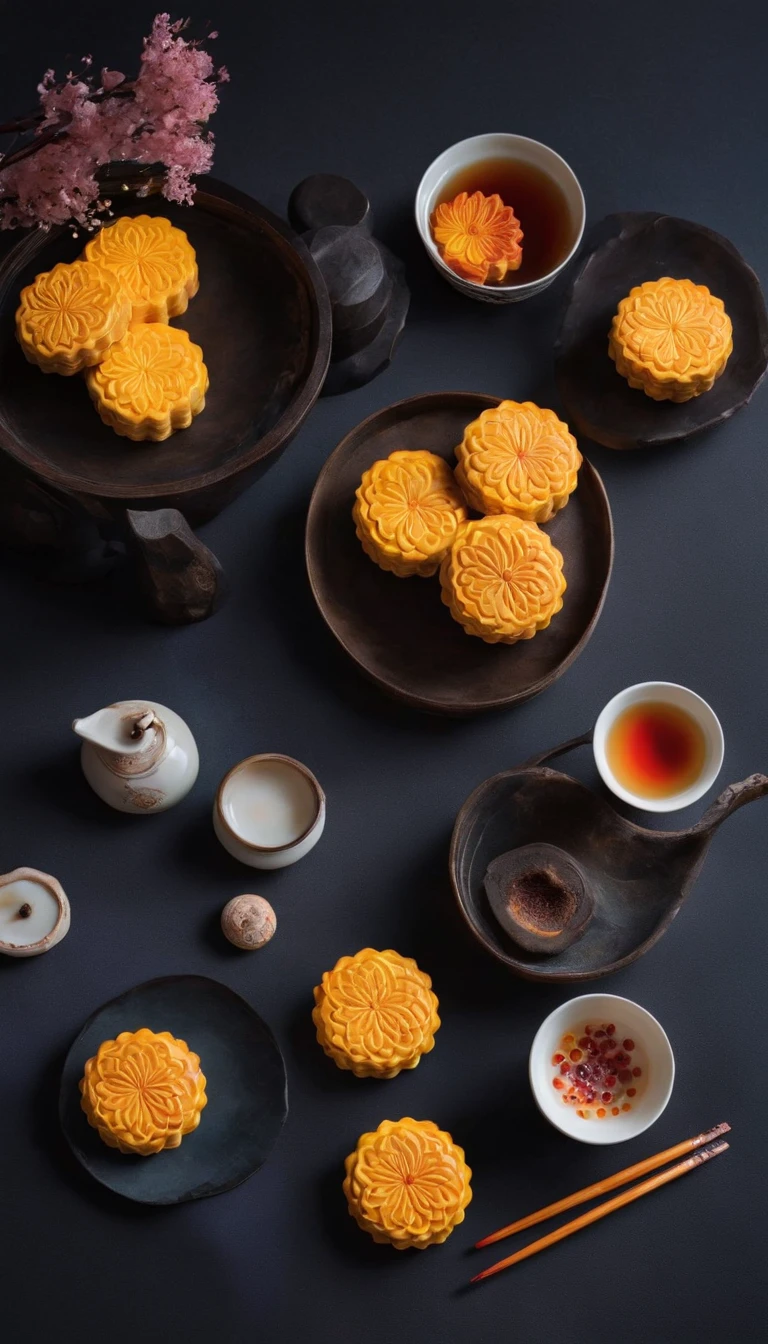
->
555, 212, 768, 451
59, 975, 288, 1205
0, 178, 332, 522
305, 392, 614, 715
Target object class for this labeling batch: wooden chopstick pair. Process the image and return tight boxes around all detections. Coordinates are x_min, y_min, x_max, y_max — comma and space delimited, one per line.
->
471, 1122, 730, 1284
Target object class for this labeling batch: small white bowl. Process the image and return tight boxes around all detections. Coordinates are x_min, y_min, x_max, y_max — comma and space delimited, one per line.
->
415, 132, 585, 304
529, 994, 675, 1145
593, 681, 724, 814
213, 754, 325, 870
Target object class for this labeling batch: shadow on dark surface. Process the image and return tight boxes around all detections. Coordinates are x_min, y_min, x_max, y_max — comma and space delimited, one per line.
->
286, 997, 366, 1096
18, 746, 131, 827
172, 798, 251, 884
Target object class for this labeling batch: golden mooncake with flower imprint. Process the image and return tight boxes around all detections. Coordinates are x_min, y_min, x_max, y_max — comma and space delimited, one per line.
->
84, 214, 199, 323
353, 450, 468, 577
15, 260, 131, 376
609, 277, 733, 402
79, 1028, 207, 1156
86, 322, 208, 441
455, 400, 581, 522
431, 191, 523, 285
441, 514, 566, 644
313, 947, 440, 1079
343, 1117, 472, 1250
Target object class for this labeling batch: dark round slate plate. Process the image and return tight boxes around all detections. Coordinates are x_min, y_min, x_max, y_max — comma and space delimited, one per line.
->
0, 178, 331, 522
59, 975, 288, 1205
305, 392, 613, 715
555, 211, 768, 451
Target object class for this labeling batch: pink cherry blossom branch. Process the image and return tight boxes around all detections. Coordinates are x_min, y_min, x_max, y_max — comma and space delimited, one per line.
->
0, 14, 229, 231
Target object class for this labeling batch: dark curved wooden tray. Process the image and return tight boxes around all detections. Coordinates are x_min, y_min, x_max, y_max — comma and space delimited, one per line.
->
555, 212, 768, 451
305, 392, 614, 715
59, 975, 288, 1205
450, 733, 768, 980
0, 178, 332, 523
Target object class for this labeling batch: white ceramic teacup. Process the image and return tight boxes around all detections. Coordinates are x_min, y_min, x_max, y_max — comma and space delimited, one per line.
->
593, 682, 724, 814
415, 132, 585, 303
529, 993, 675, 1145
213, 754, 325, 870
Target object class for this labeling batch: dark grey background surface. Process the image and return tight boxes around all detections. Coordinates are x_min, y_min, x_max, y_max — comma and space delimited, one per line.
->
2, 3, 765, 1341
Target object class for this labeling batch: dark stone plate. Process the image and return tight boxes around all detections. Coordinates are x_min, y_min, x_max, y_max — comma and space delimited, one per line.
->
555, 212, 768, 451
305, 392, 613, 715
450, 734, 768, 980
0, 178, 332, 523
59, 975, 288, 1205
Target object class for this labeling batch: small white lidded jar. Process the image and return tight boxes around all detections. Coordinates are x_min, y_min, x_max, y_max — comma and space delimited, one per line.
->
213, 754, 325, 869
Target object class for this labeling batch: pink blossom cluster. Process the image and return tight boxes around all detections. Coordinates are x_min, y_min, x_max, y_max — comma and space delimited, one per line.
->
0, 14, 229, 230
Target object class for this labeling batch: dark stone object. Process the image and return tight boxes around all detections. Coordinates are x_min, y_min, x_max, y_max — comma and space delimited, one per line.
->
483, 843, 594, 955
59, 975, 288, 1205
0, 178, 332, 526
288, 174, 409, 394
126, 508, 226, 624
305, 393, 614, 715
288, 173, 373, 234
451, 732, 768, 980
555, 211, 768, 450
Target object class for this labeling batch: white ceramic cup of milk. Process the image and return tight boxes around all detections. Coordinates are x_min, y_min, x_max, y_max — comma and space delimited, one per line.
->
213, 754, 325, 869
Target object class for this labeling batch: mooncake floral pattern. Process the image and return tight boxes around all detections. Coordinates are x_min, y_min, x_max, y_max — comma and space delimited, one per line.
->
353, 450, 468, 577
87, 323, 208, 442
313, 948, 440, 1078
15, 260, 130, 375
431, 191, 523, 285
609, 277, 733, 402
441, 515, 566, 644
79, 1028, 207, 1156
343, 1118, 472, 1249
456, 400, 581, 522
84, 214, 199, 322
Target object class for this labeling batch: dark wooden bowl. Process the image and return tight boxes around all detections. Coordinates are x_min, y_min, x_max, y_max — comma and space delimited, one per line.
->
305, 392, 614, 715
450, 733, 768, 980
555, 212, 768, 451
59, 975, 288, 1205
0, 178, 332, 524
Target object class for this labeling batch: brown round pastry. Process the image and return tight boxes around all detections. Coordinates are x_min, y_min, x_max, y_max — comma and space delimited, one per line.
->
221, 894, 277, 949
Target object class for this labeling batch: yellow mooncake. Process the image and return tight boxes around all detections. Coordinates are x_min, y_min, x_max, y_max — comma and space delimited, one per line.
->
84, 214, 199, 323
441, 514, 566, 644
353, 450, 468, 577
609, 277, 733, 402
86, 322, 208, 441
455, 400, 581, 522
79, 1028, 207, 1156
15, 260, 131, 376
431, 191, 523, 285
344, 1118, 472, 1250
313, 948, 440, 1079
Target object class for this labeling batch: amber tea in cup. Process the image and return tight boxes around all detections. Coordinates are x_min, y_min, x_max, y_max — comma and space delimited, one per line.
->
436, 157, 574, 286
605, 701, 707, 801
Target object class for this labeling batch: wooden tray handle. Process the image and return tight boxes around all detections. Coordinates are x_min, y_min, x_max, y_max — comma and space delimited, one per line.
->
518, 730, 594, 770
686, 773, 768, 837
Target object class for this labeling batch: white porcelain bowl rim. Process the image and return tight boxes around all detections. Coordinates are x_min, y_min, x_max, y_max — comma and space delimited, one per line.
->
529, 993, 675, 1145
592, 681, 724, 813
415, 131, 586, 294
216, 753, 325, 854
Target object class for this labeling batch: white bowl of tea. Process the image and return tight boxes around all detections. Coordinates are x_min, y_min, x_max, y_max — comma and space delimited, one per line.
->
415, 132, 585, 303
593, 682, 724, 813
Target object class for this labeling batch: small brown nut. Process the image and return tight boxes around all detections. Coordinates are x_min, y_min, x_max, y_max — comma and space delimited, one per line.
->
220, 894, 276, 950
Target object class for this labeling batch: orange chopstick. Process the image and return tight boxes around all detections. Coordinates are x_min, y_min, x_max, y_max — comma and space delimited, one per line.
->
471, 1138, 729, 1284
476, 1122, 730, 1248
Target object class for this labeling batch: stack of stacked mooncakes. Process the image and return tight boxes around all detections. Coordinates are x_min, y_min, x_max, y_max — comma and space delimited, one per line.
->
353, 399, 580, 644
15, 215, 208, 443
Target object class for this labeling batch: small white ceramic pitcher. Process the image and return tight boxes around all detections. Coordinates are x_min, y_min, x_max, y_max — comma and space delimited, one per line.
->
73, 700, 199, 814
